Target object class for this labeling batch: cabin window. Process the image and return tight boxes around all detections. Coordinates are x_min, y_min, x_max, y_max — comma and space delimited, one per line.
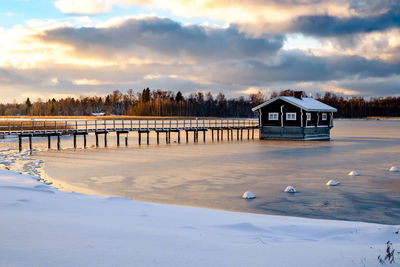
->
286, 113, 296, 120
268, 112, 279, 120
306, 113, 311, 121
322, 113, 327, 121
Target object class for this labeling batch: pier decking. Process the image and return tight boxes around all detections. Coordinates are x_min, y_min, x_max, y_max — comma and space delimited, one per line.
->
0, 118, 259, 153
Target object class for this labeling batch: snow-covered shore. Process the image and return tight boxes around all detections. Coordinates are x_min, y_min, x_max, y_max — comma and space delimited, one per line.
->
1, 170, 399, 267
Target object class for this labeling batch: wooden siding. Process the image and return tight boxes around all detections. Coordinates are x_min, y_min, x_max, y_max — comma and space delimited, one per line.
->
260, 99, 302, 127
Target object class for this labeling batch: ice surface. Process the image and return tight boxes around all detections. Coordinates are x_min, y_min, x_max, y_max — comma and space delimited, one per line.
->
31, 120, 400, 224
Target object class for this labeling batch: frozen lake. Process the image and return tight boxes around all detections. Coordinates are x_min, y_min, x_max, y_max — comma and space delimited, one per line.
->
3, 120, 400, 224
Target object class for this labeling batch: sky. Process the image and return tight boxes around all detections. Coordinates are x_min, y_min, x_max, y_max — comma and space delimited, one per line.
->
0, 0, 399, 103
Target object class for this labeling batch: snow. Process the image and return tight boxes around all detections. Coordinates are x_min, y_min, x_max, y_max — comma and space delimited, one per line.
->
348, 171, 359, 176
252, 96, 337, 112
0, 170, 399, 267
284, 185, 297, 193
326, 180, 340, 186
1, 171, 400, 266
389, 166, 399, 172
242, 191, 256, 199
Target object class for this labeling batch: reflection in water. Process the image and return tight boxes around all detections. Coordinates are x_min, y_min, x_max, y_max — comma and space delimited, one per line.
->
7, 120, 400, 224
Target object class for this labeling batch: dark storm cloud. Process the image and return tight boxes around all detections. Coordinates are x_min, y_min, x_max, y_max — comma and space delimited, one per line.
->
340, 76, 400, 96
207, 51, 400, 85
292, 4, 400, 36
39, 17, 283, 61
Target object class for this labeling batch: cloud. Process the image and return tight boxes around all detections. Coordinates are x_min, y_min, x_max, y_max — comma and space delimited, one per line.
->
291, 6, 400, 37
38, 16, 283, 62
2, 47, 399, 104
1, 12, 400, 103
339, 75, 400, 96
54, 0, 112, 15
316, 28, 400, 64
197, 51, 400, 87
52, 0, 400, 38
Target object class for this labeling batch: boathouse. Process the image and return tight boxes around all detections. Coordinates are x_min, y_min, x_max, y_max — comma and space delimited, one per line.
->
252, 92, 337, 140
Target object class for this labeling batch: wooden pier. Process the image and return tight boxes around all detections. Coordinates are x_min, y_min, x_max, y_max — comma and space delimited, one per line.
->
0, 118, 259, 153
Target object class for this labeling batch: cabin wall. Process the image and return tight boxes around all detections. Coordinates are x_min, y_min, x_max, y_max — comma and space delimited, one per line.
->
305, 112, 332, 127
260, 99, 302, 127
260, 126, 331, 140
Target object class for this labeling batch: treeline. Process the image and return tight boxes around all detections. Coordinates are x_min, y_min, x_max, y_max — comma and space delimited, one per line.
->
318, 92, 400, 118
0, 88, 399, 118
0, 89, 265, 117
277, 89, 400, 118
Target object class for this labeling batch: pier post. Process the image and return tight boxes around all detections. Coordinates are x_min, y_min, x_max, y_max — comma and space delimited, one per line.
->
84, 134, 87, 148
203, 131, 206, 142
237, 129, 239, 140
194, 131, 196, 142
231, 129, 233, 140
168, 131, 171, 144
29, 135, 32, 155
186, 131, 188, 143
146, 132, 149, 145
104, 133, 108, 147
247, 129, 250, 140
57, 135, 61, 150
252, 128, 254, 140
217, 129, 220, 141
48, 136, 51, 149
117, 132, 120, 146
240, 129, 243, 140
221, 129, 223, 141
73, 133, 77, 149
18, 135, 22, 152
211, 129, 214, 141
178, 131, 181, 144
125, 136, 128, 146
157, 132, 160, 144
95, 133, 99, 147
165, 132, 168, 144
138, 132, 141, 145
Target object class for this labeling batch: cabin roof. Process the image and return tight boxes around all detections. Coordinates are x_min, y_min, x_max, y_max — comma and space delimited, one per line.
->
252, 96, 337, 112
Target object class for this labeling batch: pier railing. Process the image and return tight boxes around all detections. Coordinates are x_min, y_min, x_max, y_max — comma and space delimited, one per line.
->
0, 118, 259, 152
0, 118, 258, 135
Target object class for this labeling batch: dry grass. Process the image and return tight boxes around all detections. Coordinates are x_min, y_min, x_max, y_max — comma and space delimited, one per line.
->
367, 116, 400, 120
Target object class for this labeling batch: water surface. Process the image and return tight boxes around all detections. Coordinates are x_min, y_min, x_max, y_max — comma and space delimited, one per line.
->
28, 120, 400, 224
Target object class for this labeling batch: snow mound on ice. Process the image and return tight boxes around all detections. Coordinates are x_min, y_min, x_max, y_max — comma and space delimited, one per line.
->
389, 166, 399, 172
242, 191, 256, 199
348, 171, 359, 176
284, 186, 296, 193
326, 180, 340, 186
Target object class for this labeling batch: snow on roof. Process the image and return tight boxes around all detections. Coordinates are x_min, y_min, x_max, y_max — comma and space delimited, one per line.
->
252, 96, 337, 112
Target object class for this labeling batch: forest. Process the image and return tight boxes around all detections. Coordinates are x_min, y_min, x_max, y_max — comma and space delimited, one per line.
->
0, 88, 399, 118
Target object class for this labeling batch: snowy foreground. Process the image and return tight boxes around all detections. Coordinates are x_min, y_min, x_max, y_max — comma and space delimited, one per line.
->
1, 170, 399, 267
